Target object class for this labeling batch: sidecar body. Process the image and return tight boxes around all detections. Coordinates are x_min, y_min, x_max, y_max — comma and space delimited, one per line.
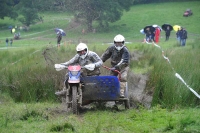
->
81, 75, 129, 101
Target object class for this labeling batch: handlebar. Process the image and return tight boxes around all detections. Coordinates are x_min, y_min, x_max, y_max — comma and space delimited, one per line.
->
102, 65, 121, 81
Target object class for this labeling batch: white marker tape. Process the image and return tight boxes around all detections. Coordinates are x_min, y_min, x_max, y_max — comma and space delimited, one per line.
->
144, 40, 200, 99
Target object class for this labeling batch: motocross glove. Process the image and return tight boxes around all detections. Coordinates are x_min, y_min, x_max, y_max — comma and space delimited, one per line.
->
84, 64, 95, 71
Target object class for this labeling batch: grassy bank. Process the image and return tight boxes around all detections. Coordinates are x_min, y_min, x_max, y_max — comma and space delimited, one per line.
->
0, 1, 200, 106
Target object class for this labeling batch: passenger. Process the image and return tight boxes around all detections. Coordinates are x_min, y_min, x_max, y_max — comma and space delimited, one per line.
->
101, 34, 130, 97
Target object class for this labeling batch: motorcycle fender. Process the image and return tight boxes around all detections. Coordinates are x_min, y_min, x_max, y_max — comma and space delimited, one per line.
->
68, 80, 80, 83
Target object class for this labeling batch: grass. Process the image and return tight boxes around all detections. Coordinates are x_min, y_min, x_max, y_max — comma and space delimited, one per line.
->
0, 0, 200, 104
0, 102, 200, 133
0, 1, 200, 132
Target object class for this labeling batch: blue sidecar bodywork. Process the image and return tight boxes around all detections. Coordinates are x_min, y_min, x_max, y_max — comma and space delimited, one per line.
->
81, 75, 126, 101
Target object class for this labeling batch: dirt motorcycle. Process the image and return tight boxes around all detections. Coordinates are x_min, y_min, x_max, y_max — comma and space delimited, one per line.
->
55, 64, 130, 115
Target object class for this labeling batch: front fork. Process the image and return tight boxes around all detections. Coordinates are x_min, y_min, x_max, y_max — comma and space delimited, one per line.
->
78, 84, 82, 106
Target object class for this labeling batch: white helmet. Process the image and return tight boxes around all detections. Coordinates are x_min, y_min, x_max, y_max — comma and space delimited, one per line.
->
76, 43, 88, 59
114, 34, 125, 51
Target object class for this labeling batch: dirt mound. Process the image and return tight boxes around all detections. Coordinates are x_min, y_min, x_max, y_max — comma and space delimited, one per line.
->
128, 72, 152, 108
128, 51, 153, 108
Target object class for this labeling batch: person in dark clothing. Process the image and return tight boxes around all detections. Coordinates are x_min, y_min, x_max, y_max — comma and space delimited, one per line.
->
146, 30, 152, 42
5, 38, 9, 47
151, 30, 155, 42
180, 28, 187, 46
176, 28, 181, 45
144, 28, 152, 42
101, 34, 130, 97
10, 39, 13, 46
165, 26, 171, 41
57, 32, 62, 47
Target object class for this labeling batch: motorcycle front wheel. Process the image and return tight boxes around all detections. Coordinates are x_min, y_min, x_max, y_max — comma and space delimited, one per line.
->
72, 86, 79, 114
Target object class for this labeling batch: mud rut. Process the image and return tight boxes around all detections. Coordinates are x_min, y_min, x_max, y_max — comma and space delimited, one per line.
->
128, 51, 152, 109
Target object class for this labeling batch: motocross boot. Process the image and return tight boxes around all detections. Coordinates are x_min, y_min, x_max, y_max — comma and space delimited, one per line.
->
120, 82, 126, 98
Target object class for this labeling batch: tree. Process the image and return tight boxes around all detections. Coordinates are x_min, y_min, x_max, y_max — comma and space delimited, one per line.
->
34, 0, 66, 11
14, 0, 41, 28
65, 0, 134, 32
0, 0, 18, 19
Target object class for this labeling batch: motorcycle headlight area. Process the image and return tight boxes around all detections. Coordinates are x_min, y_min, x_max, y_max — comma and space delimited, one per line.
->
70, 71, 79, 76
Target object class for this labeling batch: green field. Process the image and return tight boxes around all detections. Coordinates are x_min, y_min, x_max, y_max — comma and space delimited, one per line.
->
0, 1, 200, 133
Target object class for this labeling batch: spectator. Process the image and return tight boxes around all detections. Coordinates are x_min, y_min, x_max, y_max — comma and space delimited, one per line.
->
176, 28, 181, 45
10, 39, 13, 46
57, 32, 62, 47
155, 27, 161, 43
146, 30, 152, 42
6, 38, 9, 47
180, 28, 187, 46
151, 30, 155, 42
165, 26, 171, 41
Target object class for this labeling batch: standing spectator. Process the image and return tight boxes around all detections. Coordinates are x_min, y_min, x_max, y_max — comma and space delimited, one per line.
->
10, 39, 13, 46
101, 34, 130, 97
151, 30, 155, 42
180, 28, 187, 46
176, 28, 181, 45
155, 27, 161, 43
6, 38, 9, 47
146, 30, 152, 42
57, 31, 62, 47
165, 26, 171, 41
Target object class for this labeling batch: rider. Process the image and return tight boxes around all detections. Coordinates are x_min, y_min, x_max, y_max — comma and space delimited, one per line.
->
101, 34, 130, 98
55, 43, 103, 96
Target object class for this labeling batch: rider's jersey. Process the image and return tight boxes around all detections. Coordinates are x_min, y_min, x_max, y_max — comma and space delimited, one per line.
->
101, 45, 130, 70
61, 51, 103, 75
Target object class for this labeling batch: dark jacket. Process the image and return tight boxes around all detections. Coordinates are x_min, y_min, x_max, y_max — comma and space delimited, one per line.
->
180, 30, 187, 39
165, 29, 171, 36
57, 34, 62, 43
101, 45, 130, 69
176, 30, 180, 38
